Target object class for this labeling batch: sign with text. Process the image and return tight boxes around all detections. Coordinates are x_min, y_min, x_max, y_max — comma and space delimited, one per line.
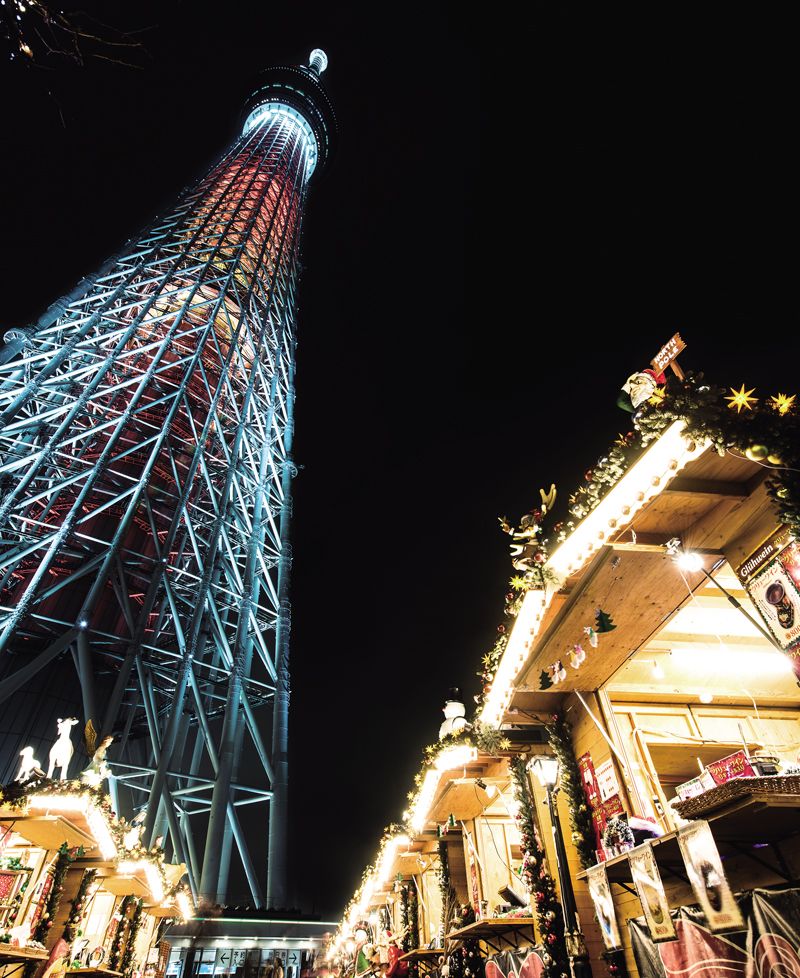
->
586, 862, 622, 949
651, 333, 687, 378
677, 821, 744, 933
737, 530, 800, 653
595, 759, 620, 802
628, 844, 676, 942
705, 750, 755, 785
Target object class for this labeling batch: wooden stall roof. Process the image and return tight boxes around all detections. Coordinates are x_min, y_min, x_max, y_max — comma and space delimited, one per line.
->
503, 445, 779, 714
0, 812, 97, 851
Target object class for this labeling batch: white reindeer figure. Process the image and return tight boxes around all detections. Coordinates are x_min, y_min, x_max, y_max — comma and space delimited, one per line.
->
16, 746, 43, 783
47, 717, 79, 780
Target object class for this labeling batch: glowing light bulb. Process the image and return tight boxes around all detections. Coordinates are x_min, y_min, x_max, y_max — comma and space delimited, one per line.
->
677, 551, 704, 573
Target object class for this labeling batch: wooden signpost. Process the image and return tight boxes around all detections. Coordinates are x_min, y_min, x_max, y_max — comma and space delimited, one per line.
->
651, 332, 687, 380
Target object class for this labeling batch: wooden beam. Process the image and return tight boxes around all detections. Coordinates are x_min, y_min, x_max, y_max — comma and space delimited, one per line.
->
664, 477, 750, 499
609, 532, 666, 553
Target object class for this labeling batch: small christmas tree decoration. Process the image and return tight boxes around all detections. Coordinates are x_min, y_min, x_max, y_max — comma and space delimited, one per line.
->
595, 608, 616, 633
540, 669, 554, 691
584, 625, 598, 648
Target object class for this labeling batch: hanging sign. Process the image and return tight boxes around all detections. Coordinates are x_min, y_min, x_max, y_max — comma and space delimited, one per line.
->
578, 752, 601, 809
628, 844, 676, 942
737, 529, 800, 659
677, 820, 744, 933
595, 759, 620, 802
586, 863, 622, 949
651, 333, 687, 379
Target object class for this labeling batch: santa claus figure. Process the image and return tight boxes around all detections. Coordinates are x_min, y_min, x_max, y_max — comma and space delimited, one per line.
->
618, 368, 666, 412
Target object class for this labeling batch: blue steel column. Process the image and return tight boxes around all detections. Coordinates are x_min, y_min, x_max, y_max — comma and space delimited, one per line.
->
266, 348, 295, 909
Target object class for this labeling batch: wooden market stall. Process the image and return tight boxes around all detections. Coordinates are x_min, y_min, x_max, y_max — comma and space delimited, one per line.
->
1, 780, 192, 978
330, 356, 800, 978
484, 395, 800, 976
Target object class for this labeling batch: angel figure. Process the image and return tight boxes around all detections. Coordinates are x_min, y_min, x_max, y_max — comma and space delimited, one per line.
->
81, 735, 114, 788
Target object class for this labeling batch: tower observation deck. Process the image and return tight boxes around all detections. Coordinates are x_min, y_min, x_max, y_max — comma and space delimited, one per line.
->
0, 50, 336, 907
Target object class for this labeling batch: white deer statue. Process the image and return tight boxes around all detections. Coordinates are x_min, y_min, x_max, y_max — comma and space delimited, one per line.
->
47, 717, 79, 780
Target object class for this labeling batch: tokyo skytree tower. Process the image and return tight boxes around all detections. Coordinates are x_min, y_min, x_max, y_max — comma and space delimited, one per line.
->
0, 50, 335, 907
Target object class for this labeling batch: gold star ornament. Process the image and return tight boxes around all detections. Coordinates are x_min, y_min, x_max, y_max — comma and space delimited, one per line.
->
770, 392, 796, 416
726, 384, 758, 413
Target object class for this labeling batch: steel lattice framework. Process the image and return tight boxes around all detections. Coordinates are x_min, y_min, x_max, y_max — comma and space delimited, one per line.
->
0, 51, 335, 908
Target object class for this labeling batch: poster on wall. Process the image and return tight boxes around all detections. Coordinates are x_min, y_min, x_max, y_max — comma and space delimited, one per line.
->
628, 845, 676, 942
586, 863, 622, 949
595, 759, 621, 803
677, 821, 744, 933
737, 529, 800, 667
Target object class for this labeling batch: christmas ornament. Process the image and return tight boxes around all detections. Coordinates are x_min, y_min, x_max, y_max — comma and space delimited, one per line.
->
725, 384, 758, 413
770, 392, 796, 415
745, 444, 769, 461
595, 608, 616, 633
584, 625, 598, 648
568, 645, 586, 669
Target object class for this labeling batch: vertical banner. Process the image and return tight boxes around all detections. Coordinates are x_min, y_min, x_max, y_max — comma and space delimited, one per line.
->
677, 821, 744, 933
737, 529, 800, 675
586, 863, 622, 949
628, 845, 676, 942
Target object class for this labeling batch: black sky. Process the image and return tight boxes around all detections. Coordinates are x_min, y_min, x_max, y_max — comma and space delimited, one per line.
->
1, 6, 795, 916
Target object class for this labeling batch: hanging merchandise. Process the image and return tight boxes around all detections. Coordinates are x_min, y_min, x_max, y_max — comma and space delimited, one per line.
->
568, 645, 586, 669
584, 626, 598, 648
595, 608, 616, 633
676, 821, 744, 933
586, 863, 622, 950
628, 845, 676, 943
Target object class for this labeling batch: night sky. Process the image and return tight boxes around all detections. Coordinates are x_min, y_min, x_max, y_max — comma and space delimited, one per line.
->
0, 6, 794, 916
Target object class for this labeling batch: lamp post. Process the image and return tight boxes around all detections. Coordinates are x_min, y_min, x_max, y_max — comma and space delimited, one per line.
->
529, 756, 593, 978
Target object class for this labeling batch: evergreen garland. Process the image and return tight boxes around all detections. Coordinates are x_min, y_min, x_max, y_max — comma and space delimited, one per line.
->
446, 905, 484, 978
120, 898, 144, 978
544, 714, 595, 870
63, 868, 98, 944
108, 895, 135, 971
554, 372, 800, 541
437, 840, 457, 941
399, 882, 419, 978
399, 882, 419, 954
636, 372, 800, 538
31, 843, 75, 944
509, 757, 568, 978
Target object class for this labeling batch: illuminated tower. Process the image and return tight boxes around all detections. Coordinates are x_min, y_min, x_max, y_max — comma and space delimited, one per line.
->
0, 50, 335, 907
